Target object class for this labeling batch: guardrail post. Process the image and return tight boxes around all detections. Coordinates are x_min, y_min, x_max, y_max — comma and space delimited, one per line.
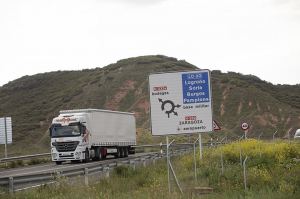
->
55, 171, 61, 180
9, 177, 14, 194
104, 167, 110, 178
84, 168, 89, 186
142, 158, 146, 167
152, 157, 156, 165
130, 160, 136, 170
117, 161, 123, 167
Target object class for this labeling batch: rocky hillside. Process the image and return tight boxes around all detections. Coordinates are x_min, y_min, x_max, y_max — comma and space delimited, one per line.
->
0, 55, 299, 155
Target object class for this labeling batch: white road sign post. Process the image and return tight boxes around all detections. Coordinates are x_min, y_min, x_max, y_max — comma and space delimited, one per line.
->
0, 117, 12, 160
149, 70, 213, 193
241, 122, 249, 139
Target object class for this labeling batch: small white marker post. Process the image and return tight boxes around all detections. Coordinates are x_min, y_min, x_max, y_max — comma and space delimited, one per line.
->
273, 130, 278, 141
193, 137, 200, 181
258, 132, 263, 140
166, 136, 171, 193
241, 122, 249, 140
220, 150, 224, 175
199, 134, 202, 160
243, 156, 248, 192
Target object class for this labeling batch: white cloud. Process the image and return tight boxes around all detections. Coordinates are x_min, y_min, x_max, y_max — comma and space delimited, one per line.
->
106, 0, 167, 5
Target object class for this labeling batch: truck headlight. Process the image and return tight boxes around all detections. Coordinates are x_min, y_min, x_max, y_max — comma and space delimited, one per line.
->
75, 152, 81, 159
52, 153, 57, 159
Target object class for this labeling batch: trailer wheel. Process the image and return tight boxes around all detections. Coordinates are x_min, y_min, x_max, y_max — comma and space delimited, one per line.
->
101, 148, 107, 159
99, 148, 102, 160
119, 147, 123, 158
92, 147, 101, 161
118, 147, 122, 158
121, 147, 125, 158
115, 147, 121, 158
124, 147, 128, 157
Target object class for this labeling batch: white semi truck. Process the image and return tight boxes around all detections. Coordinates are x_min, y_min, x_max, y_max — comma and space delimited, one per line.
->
49, 109, 136, 165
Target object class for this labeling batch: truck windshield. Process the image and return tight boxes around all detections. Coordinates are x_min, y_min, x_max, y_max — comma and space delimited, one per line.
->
51, 124, 82, 138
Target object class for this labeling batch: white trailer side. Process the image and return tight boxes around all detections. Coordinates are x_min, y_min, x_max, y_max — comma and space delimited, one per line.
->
86, 110, 136, 146
59, 109, 136, 146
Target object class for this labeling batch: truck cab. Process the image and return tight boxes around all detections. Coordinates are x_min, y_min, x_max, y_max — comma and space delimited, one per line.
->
49, 114, 89, 165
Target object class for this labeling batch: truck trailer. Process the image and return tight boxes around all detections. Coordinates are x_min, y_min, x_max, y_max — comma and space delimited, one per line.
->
49, 109, 136, 165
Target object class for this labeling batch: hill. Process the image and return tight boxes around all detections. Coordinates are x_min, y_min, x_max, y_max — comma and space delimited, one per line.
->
0, 55, 299, 156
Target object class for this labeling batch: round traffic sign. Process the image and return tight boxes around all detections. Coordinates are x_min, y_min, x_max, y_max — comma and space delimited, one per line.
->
241, 122, 249, 130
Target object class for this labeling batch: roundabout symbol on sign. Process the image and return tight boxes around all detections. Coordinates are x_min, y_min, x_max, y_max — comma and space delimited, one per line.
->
158, 98, 181, 118
241, 122, 249, 130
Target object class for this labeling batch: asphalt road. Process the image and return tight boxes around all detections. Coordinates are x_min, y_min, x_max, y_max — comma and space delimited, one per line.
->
0, 153, 150, 178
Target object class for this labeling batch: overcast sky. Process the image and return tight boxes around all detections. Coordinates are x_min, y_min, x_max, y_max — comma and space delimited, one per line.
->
0, 0, 299, 86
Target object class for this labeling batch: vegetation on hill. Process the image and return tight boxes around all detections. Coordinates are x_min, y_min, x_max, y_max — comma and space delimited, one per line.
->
0, 55, 299, 156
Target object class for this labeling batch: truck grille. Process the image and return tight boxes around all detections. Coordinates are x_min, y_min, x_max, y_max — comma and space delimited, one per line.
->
55, 141, 79, 152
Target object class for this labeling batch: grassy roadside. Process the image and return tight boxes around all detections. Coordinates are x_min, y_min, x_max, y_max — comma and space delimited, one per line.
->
2, 140, 300, 199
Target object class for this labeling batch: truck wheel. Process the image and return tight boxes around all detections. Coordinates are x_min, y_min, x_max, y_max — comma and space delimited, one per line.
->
102, 148, 107, 159
83, 149, 89, 163
92, 147, 101, 161
98, 148, 102, 160
115, 147, 121, 158
124, 147, 128, 157
55, 161, 62, 165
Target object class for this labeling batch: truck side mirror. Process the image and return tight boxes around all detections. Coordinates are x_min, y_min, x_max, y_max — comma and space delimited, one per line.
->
49, 128, 52, 137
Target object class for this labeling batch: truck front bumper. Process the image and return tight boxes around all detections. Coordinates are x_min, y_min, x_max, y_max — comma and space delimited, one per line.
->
51, 147, 85, 161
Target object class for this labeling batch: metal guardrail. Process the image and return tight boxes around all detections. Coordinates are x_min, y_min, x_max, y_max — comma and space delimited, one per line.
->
0, 143, 212, 163
0, 153, 51, 163
0, 148, 193, 193
3, 136, 278, 164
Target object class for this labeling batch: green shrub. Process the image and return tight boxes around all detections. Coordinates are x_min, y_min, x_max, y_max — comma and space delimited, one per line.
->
8, 161, 17, 168
113, 165, 136, 178
2, 140, 299, 198
16, 159, 24, 166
